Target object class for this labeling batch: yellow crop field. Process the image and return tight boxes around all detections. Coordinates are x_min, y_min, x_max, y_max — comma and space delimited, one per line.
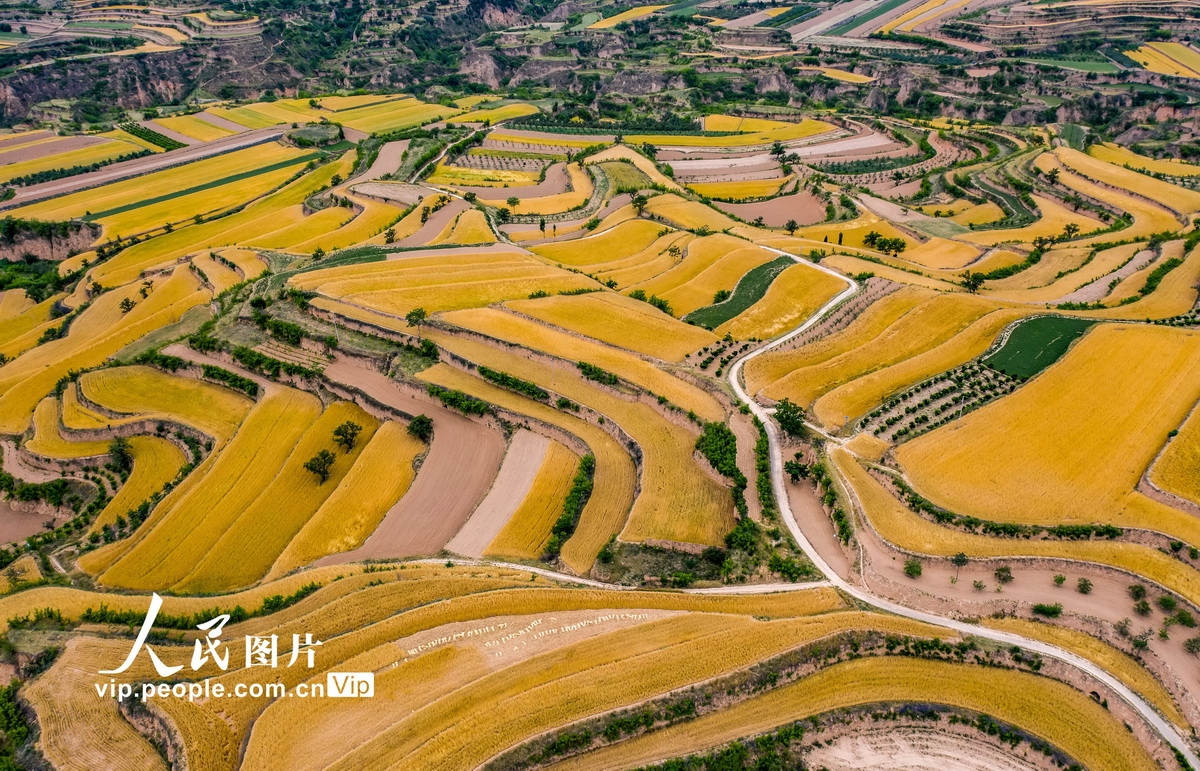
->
0, 267, 209, 434
794, 212, 911, 250
292, 252, 598, 318
0, 289, 33, 320
759, 293, 995, 407
703, 115, 793, 132
424, 334, 735, 548
1150, 42, 1200, 75
190, 251, 242, 293
987, 242, 1143, 304
429, 208, 496, 245
1057, 146, 1200, 216
206, 106, 282, 130
630, 119, 832, 147
552, 656, 1159, 771
959, 193, 1101, 245
175, 401, 378, 592
901, 236, 981, 270
950, 201, 1005, 225
0, 138, 140, 184
814, 308, 1025, 428
628, 233, 773, 313
269, 421, 424, 578
217, 247, 268, 279
289, 195, 404, 253
1089, 142, 1200, 177
485, 440, 580, 558
590, 231, 697, 287
26, 397, 110, 459
744, 286, 934, 396
417, 363, 635, 574
85, 152, 354, 286
26, 639, 167, 771
80, 365, 253, 442
1151, 403, 1200, 507
530, 218, 666, 266
1129, 44, 1200, 78
834, 447, 1200, 613
688, 176, 792, 200
9, 142, 304, 226
589, 4, 667, 28
440, 307, 722, 420
153, 114, 237, 142
880, 0, 948, 32
505, 292, 716, 361
0, 292, 61, 360
426, 161, 540, 187
96, 386, 322, 589
0, 553, 41, 591
91, 436, 186, 531
982, 617, 1188, 730
248, 206, 355, 249
584, 145, 684, 192
482, 163, 593, 215
844, 432, 891, 461
1074, 243, 1200, 320
895, 325, 1200, 546
715, 261, 846, 340
490, 131, 597, 149
455, 103, 538, 124
339, 101, 455, 135
1033, 155, 1178, 243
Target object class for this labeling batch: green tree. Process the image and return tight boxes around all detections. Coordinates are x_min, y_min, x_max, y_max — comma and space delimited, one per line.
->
405, 307, 428, 339
951, 552, 969, 580
333, 421, 363, 452
1077, 577, 1093, 594
407, 414, 433, 441
783, 458, 809, 482
304, 450, 336, 484
774, 398, 807, 439
119, 297, 136, 313
862, 230, 881, 247
961, 271, 985, 293
631, 193, 649, 215
108, 436, 133, 472
784, 219, 798, 235
384, 227, 396, 243
506, 196, 520, 208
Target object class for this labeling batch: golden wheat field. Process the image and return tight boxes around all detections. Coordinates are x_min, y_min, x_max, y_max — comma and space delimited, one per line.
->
90, 436, 186, 532
485, 440, 580, 558
715, 261, 847, 340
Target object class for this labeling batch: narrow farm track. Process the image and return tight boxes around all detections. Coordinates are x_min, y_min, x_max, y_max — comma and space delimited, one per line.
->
315, 359, 506, 562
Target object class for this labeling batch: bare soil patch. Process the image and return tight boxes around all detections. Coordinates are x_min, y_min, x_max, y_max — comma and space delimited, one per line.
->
0, 135, 107, 165
713, 190, 825, 227
805, 725, 1052, 771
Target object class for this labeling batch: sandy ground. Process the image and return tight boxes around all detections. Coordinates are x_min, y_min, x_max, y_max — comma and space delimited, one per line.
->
355, 181, 426, 207
355, 139, 410, 183
315, 360, 505, 561
497, 194, 634, 243
0, 135, 107, 166
714, 190, 826, 227
1054, 249, 1155, 304
196, 111, 252, 133
857, 194, 934, 223
806, 726, 1049, 770
2, 441, 61, 483
669, 154, 777, 173
395, 197, 471, 247
791, 131, 898, 159
789, 0, 873, 37
784, 474, 854, 579
0, 499, 54, 544
2, 126, 285, 208
444, 429, 550, 558
0, 131, 54, 152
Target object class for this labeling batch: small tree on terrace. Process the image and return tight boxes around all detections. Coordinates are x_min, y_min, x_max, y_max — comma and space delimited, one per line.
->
951, 551, 969, 581
333, 421, 362, 452
631, 193, 649, 215
108, 436, 133, 473
405, 307, 428, 340
384, 227, 396, 244
506, 196, 520, 209
961, 271, 985, 293
304, 450, 336, 484
1060, 222, 1081, 241
784, 219, 798, 235
783, 456, 809, 483
774, 398, 808, 439
407, 414, 433, 442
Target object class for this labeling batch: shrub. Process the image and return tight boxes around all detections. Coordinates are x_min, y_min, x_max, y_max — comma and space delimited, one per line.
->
1032, 603, 1063, 618
903, 558, 923, 578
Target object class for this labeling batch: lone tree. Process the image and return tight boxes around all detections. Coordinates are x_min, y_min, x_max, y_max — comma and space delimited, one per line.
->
774, 398, 808, 439
333, 421, 362, 452
783, 455, 809, 483
506, 196, 520, 208
384, 227, 396, 244
784, 219, 798, 235
108, 436, 133, 472
407, 414, 433, 441
405, 307, 428, 339
1060, 222, 1081, 240
631, 194, 649, 215
304, 450, 336, 484
960, 271, 985, 293
951, 552, 969, 580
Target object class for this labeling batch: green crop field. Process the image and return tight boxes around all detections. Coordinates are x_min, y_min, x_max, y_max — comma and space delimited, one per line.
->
1022, 58, 1119, 74
684, 255, 792, 330
983, 316, 1098, 379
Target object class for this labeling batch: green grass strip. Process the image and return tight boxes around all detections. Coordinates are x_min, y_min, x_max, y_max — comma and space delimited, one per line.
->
683, 255, 792, 330
983, 316, 1097, 379
83, 152, 323, 222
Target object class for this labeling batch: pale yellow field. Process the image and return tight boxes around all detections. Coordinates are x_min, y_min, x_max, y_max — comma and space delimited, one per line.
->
0, 554, 42, 592
986, 242, 1143, 305
1071, 242, 1200, 320
505, 291, 716, 361
288, 195, 405, 253
820, 252, 962, 291
95, 386, 323, 589
482, 164, 593, 215
1151, 401, 1200, 507
702, 114, 793, 132
454, 103, 537, 124
429, 208, 496, 245
589, 4, 668, 28
417, 363, 635, 574
80, 365, 253, 442
426, 161, 540, 187
982, 617, 1188, 730
91, 436, 186, 532
591, 231, 698, 288
485, 440, 580, 559
688, 176, 792, 200
901, 236, 981, 270
745, 286, 935, 396
814, 308, 1026, 428
339, 101, 456, 135
715, 261, 847, 340
1151, 42, 1200, 78
26, 397, 110, 459
530, 218, 668, 267
1056, 146, 1200, 217
217, 247, 268, 279
959, 193, 1102, 245
0, 292, 61, 360
843, 431, 891, 461
0, 289, 33, 320
760, 292, 996, 407
628, 233, 777, 317
0, 268, 210, 434
440, 307, 722, 420
153, 114, 237, 142
206, 106, 281, 130
794, 212, 912, 250
424, 333, 735, 548
550, 656, 1159, 771
190, 251, 242, 293
1128, 44, 1200, 79
247, 206, 355, 249
1088, 142, 1200, 177
269, 421, 424, 578
950, 201, 1005, 226
896, 324, 1200, 546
